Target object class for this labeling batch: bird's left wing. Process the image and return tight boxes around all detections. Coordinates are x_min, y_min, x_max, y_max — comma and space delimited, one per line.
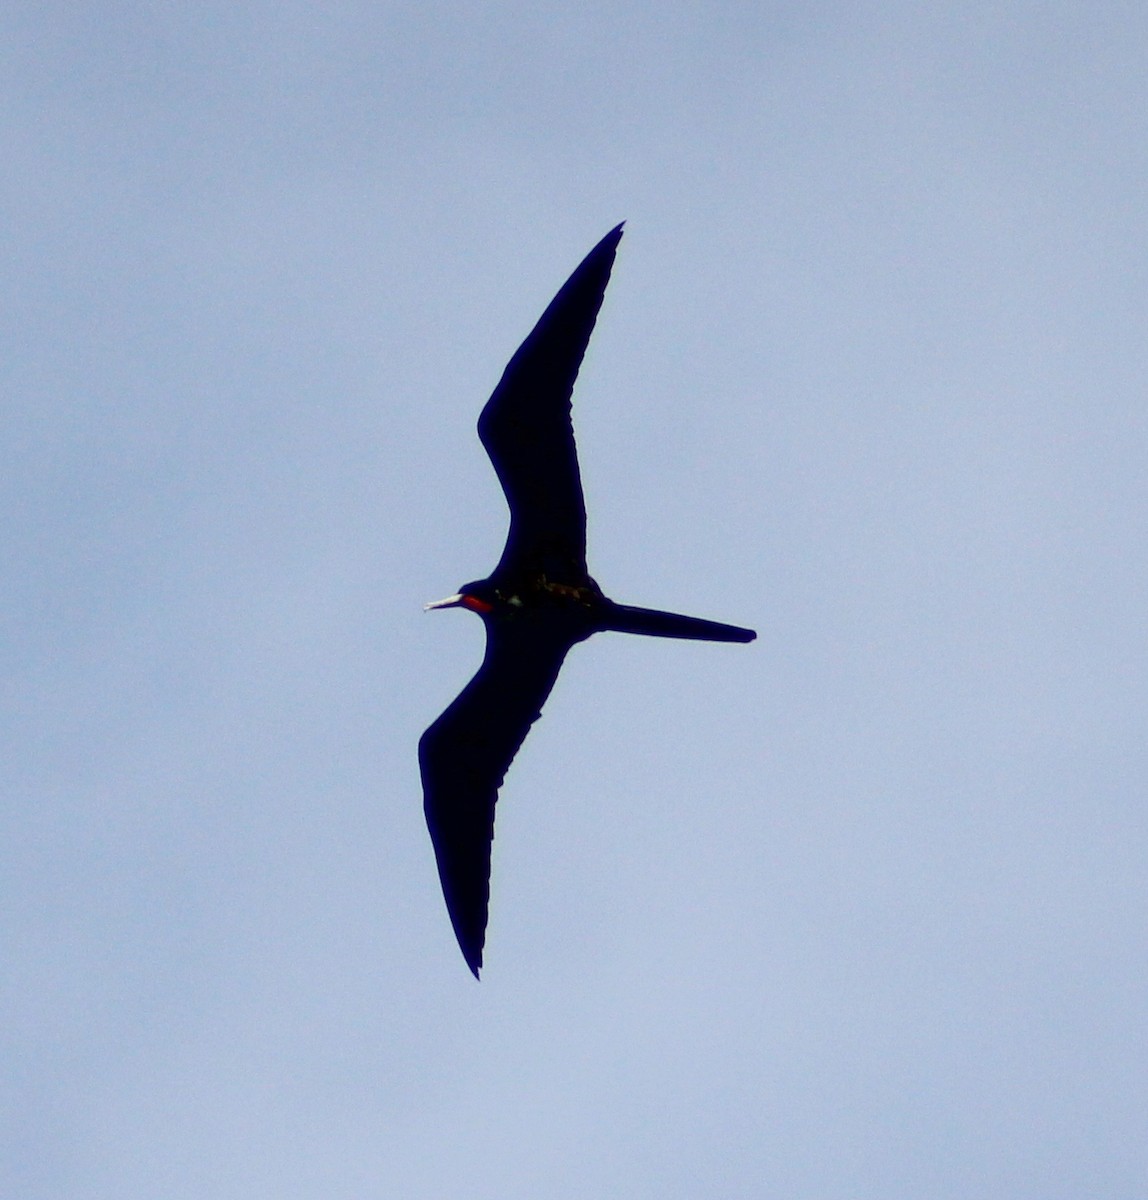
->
418, 622, 575, 977
478, 224, 623, 580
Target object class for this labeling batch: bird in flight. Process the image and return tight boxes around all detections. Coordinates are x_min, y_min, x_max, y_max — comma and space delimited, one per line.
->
420, 224, 755, 977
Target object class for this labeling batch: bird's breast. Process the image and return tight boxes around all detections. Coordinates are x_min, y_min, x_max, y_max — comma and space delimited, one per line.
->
537, 578, 599, 606
492, 570, 603, 608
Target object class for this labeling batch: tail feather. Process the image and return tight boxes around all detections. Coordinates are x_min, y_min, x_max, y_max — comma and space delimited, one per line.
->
604, 603, 756, 643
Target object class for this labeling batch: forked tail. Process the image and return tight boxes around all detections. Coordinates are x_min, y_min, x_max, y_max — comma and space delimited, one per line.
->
604, 603, 756, 643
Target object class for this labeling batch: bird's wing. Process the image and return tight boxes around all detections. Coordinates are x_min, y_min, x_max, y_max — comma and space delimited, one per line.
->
418, 622, 575, 977
478, 224, 623, 580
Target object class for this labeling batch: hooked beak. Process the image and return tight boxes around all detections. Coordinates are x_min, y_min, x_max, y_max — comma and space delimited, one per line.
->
424, 593, 465, 611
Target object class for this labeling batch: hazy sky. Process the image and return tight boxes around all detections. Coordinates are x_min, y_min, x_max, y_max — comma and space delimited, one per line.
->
3, 4, 1146, 1197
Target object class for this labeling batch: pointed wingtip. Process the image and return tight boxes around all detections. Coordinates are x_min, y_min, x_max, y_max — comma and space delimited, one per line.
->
585, 222, 624, 274
593, 222, 624, 250
449, 923, 485, 979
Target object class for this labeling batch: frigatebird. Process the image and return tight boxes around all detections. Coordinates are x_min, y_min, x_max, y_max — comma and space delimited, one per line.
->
420, 224, 755, 977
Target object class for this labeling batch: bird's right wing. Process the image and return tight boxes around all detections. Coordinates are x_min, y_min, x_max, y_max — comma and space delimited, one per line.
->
418, 622, 575, 977
478, 224, 623, 580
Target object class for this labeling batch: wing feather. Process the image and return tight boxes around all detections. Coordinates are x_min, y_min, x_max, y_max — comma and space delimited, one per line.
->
478, 224, 623, 580
419, 623, 575, 976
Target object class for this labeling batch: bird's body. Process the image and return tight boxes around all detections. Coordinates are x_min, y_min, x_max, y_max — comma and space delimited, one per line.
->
420, 225, 755, 976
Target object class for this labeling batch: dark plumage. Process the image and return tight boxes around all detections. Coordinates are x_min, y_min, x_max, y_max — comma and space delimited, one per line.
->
420, 225, 755, 976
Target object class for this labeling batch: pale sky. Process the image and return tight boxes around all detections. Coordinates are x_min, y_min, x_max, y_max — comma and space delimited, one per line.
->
3, 4, 1147, 1197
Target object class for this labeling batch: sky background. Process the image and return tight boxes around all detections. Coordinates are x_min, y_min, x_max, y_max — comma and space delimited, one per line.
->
3, 3, 1147, 1196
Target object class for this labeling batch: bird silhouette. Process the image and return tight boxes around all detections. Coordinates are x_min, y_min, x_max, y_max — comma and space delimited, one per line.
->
420, 224, 755, 976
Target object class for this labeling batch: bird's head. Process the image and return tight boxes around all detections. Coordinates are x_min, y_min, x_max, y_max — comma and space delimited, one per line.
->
424, 580, 498, 616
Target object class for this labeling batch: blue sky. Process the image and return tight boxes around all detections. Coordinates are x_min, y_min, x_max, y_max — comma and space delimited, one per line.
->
3, 4, 1147, 1196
